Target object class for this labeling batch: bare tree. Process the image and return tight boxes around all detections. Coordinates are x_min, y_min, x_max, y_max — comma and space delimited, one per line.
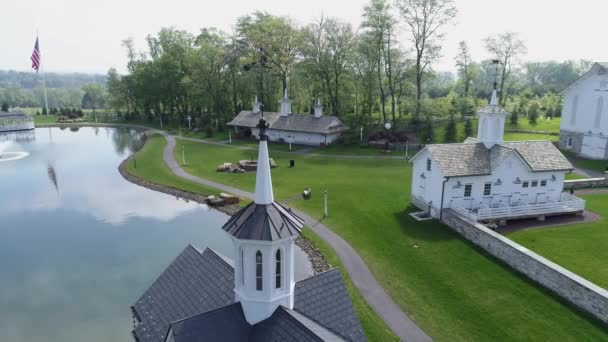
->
455, 41, 473, 97
484, 32, 527, 105
395, 0, 457, 120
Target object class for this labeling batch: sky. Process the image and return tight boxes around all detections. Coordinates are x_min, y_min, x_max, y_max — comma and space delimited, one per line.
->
1, 0, 606, 75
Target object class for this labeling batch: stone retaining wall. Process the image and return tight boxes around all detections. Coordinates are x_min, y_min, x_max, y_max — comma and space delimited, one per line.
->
442, 209, 608, 325
564, 177, 608, 189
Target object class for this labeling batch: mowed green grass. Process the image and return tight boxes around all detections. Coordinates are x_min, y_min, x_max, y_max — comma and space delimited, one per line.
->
509, 194, 608, 289
506, 117, 562, 132
503, 132, 559, 142
169, 138, 608, 341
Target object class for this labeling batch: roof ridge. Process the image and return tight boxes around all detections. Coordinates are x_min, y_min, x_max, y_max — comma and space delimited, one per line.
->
273, 307, 326, 342
201, 246, 235, 270
295, 268, 341, 286
169, 302, 244, 326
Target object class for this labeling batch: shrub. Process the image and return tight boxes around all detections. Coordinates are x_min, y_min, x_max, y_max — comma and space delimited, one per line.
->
206, 126, 214, 138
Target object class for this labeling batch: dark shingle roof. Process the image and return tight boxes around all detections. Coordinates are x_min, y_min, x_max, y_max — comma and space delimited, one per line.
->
167, 303, 346, 342
222, 202, 304, 241
294, 269, 366, 342
169, 303, 250, 342
132, 249, 366, 342
132, 246, 235, 342
420, 140, 573, 177
228, 111, 348, 135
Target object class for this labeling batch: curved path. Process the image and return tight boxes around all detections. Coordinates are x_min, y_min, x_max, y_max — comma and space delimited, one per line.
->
161, 132, 431, 342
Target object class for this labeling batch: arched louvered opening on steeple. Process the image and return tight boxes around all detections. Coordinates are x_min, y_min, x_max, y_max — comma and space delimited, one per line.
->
275, 249, 282, 289
256, 251, 263, 291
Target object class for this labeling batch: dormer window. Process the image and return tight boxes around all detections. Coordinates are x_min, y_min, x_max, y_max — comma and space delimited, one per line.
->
275, 250, 282, 289
426, 158, 431, 171
256, 251, 263, 291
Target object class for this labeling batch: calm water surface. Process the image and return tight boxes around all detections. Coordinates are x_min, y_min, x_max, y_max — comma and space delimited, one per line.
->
0, 127, 310, 341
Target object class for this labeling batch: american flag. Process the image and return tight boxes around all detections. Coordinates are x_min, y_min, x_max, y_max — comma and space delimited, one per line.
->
31, 37, 41, 72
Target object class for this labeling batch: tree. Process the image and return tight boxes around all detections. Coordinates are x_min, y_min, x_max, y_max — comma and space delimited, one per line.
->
362, 0, 398, 122
455, 41, 475, 97
484, 32, 526, 106
528, 102, 539, 125
81, 83, 107, 117
421, 116, 434, 143
509, 108, 519, 126
464, 118, 473, 137
1, 102, 8, 111
444, 113, 457, 142
106, 67, 125, 114
395, 0, 457, 118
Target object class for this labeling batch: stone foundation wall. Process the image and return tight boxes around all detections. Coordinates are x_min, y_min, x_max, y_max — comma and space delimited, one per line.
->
442, 209, 608, 325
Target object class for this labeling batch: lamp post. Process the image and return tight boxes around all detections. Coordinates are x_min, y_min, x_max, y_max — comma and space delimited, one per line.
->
384, 121, 392, 152
324, 190, 328, 217
360, 126, 363, 143
228, 129, 232, 144
187, 115, 192, 129
182, 145, 187, 166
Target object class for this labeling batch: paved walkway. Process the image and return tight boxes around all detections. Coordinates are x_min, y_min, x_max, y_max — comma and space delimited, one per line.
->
176, 135, 408, 160
161, 132, 431, 342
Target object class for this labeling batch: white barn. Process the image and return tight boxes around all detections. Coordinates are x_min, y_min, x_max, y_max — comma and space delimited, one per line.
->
228, 91, 348, 147
410, 90, 584, 222
559, 62, 608, 159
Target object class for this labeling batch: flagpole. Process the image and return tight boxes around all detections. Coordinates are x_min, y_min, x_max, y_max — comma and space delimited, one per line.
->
37, 30, 49, 115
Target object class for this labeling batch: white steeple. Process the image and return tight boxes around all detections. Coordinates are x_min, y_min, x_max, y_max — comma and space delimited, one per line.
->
224, 117, 303, 325
313, 98, 323, 118
279, 88, 292, 116
252, 96, 261, 113
477, 88, 509, 149
254, 119, 274, 204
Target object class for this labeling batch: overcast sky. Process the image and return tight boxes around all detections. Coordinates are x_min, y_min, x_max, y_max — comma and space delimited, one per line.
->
1, 0, 605, 75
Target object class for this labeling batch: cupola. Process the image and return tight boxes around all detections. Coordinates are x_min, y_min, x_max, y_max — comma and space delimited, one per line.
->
252, 96, 261, 113
477, 89, 509, 149
221, 117, 303, 325
279, 88, 292, 116
313, 98, 323, 118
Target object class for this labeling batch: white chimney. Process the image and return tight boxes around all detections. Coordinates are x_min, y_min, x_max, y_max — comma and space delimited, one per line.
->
252, 96, 261, 113
313, 98, 323, 118
279, 88, 291, 116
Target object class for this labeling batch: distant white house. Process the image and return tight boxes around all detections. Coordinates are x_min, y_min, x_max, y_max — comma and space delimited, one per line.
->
559, 62, 608, 159
228, 90, 348, 147
410, 90, 584, 222
0, 111, 34, 133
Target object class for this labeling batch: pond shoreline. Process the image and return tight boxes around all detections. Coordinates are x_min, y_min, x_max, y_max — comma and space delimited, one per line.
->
115, 131, 331, 275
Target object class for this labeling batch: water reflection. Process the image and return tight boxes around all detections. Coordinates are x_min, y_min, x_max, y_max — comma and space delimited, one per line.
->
0, 127, 312, 342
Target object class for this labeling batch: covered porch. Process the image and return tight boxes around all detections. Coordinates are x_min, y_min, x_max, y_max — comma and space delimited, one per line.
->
451, 192, 585, 222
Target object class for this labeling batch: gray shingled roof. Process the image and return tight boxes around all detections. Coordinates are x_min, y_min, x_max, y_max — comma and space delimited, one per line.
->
167, 303, 346, 342
132, 246, 235, 342
420, 140, 573, 177
228, 110, 348, 135
294, 269, 366, 342
222, 202, 304, 241
132, 248, 365, 342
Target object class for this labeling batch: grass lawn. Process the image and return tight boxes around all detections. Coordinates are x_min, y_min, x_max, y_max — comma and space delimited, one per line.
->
504, 132, 559, 142
163, 138, 608, 341
562, 151, 608, 173
508, 194, 608, 289
566, 172, 588, 180
506, 117, 562, 132
32, 114, 60, 124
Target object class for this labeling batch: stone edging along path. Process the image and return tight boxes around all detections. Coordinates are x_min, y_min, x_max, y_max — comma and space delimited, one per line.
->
117, 145, 331, 276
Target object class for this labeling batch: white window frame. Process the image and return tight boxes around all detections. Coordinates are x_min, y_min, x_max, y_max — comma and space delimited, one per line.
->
426, 158, 432, 172
464, 184, 472, 198
531, 180, 539, 187
540, 180, 547, 187
522, 181, 529, 188
483, 183, 492, 196
567, 137, 573, 148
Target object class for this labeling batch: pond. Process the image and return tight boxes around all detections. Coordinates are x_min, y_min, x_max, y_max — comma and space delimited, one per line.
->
0, 127, 311, 341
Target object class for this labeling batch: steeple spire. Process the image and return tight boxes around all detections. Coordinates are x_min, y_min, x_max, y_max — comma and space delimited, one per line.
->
254, 118, 274, 204
279, 87, 292, 116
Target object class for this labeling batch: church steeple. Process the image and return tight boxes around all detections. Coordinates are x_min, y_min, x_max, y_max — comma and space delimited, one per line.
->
279, 88, 292, 116
221, 117, 303, 325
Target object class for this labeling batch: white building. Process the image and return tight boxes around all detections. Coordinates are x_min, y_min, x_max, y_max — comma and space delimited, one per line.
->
0, 111, 34, 133
410, 90, 585, 222
228, 91, 348, 147
559, 62, 608, 159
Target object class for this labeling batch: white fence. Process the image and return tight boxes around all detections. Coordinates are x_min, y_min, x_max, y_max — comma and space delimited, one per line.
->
452, 192, 585, 221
